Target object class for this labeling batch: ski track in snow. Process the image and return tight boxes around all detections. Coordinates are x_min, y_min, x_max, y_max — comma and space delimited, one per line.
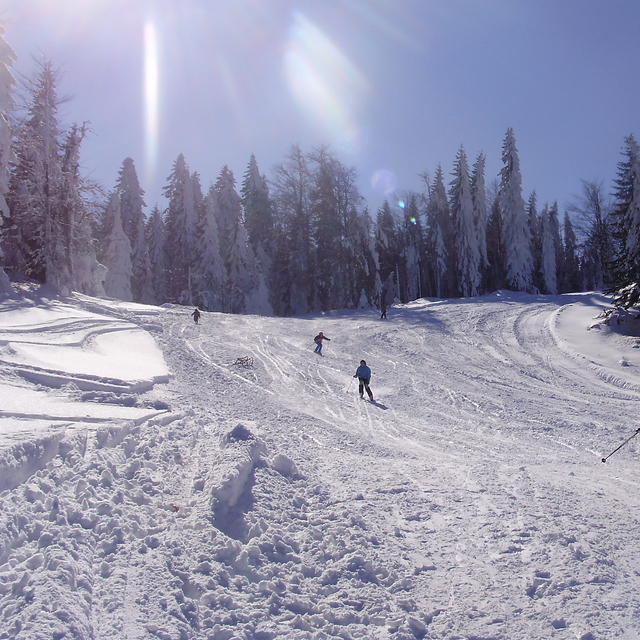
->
1, 291, 640, 639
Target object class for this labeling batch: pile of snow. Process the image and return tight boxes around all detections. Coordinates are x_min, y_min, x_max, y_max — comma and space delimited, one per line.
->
1, 288, 640, 640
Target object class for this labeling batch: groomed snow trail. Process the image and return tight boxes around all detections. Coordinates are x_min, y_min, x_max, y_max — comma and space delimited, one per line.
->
1, 291, 640, 640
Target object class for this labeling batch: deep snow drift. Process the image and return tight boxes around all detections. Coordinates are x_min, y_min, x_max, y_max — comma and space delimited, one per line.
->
1, 287, 640, 640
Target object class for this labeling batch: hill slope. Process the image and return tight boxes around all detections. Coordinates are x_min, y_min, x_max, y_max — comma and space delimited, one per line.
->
1, 290, 640, 640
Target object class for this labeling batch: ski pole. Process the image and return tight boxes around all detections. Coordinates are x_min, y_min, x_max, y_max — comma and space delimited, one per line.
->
347, 377, 354, 394
601, 427, 640, 463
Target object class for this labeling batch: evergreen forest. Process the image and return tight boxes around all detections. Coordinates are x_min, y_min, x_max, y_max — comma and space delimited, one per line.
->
2, 34, 640, 315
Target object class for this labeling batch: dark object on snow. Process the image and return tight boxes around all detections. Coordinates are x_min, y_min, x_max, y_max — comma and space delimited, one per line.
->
354, 359, 374, 400
380, 302, 387, 319
234, 356, 254, 367
313, 331, 330, 354
601, 427, 640, 463
191, 308, 201, 324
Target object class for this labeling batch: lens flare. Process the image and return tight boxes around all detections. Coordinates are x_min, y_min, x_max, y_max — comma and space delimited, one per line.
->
398, 200, 406, 209
371, 168, 397, 194
285, 11, 369, 152
144, 20, 159, 186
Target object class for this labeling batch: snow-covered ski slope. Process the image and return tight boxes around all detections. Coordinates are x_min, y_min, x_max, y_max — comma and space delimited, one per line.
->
1, 288, 640, 640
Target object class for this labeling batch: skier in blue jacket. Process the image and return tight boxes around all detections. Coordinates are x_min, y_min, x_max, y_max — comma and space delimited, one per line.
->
354, 360, 374, 400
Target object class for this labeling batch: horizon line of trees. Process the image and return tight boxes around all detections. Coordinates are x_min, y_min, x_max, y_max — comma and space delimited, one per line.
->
1, 36, 640, 314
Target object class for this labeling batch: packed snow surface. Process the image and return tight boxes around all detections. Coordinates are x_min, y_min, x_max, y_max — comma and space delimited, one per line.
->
1, 288, 640, 640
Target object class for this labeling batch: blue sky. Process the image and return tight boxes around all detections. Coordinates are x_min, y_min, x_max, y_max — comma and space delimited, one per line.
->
1, 0, 638, 216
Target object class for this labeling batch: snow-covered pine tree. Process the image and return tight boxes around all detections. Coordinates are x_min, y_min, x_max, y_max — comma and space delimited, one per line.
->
60, 122, 105, 296
425, 165, 454, 298
450, 146, 481, 297
135, 213, 155, 304
540, 204, 557, 294
191, 171, 205, 227
115, 158, 147, 302
0, 23, 16, 296
216, 165, 271, 315
499, 128, 535, 293
7, 59, 65, 286
194, 184, 225, 311
401, 194, 424, 301
309, 147, 338, 311
352, 206, 379, 308
341, 169, 373, 309
527, 191, 543, 292
485, 178, 505, 292
270, 145, 313, 315
309, 146, 365, 311
241, 154, 274, 299
116, 158, 145, 246
471, 152, 488, 274
374, 200, 399, 292
225, 218, 272, 315
215, 165, 241, 250
609, 134, 640, 308
147, 205, 166, 303
163, 154, 197, 304
562, 212, 582, 293
549, 202, 562, 290
102, 192, 132, 301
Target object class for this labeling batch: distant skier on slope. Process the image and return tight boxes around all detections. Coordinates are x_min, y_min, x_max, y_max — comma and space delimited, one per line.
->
191, 308, 201, 324
354, 359, 374, 400
313, 331, 330, 355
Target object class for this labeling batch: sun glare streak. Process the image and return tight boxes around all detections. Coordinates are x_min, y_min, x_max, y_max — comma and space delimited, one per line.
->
144, 20, 159, 187
285, 12, 370, 152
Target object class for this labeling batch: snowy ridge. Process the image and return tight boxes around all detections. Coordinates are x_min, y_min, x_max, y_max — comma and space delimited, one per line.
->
1, 290, 640, 639
549, 300, 640, 394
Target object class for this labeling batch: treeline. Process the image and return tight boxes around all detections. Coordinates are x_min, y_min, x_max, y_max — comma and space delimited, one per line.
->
1, 35, 640, 313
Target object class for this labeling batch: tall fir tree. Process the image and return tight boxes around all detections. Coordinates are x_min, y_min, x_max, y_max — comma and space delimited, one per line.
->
6, 59, 93, 294
0, 23, 16, 295
163, 153, 197, 304
7, 59, 64, 286
308, 146, 367, 311
242, 154, 274, 298
539, 204, 558, 294
353, 206, 379, 308
527, 191, 543, 292
484, 179, 505, 292
270, 144, 313, 315
116, 158, 148, 302
608, 134, 640, 307
147, 205, 166, 304
562, 212, 581, 292
374, 201, 398, 284
425, 165, 454, 298
194, 184, 225, 311
135, 212, 155, 304
102, 192, 132, 301
215, 165, 271, 314
499, 128, 535, 292
61, 123, 104, 296
450, 146, 481, 297
471, 152, 488, 275
401, 194, 424, 302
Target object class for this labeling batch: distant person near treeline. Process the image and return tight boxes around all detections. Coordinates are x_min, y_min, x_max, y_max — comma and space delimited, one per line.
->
191, 308, 201, 324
